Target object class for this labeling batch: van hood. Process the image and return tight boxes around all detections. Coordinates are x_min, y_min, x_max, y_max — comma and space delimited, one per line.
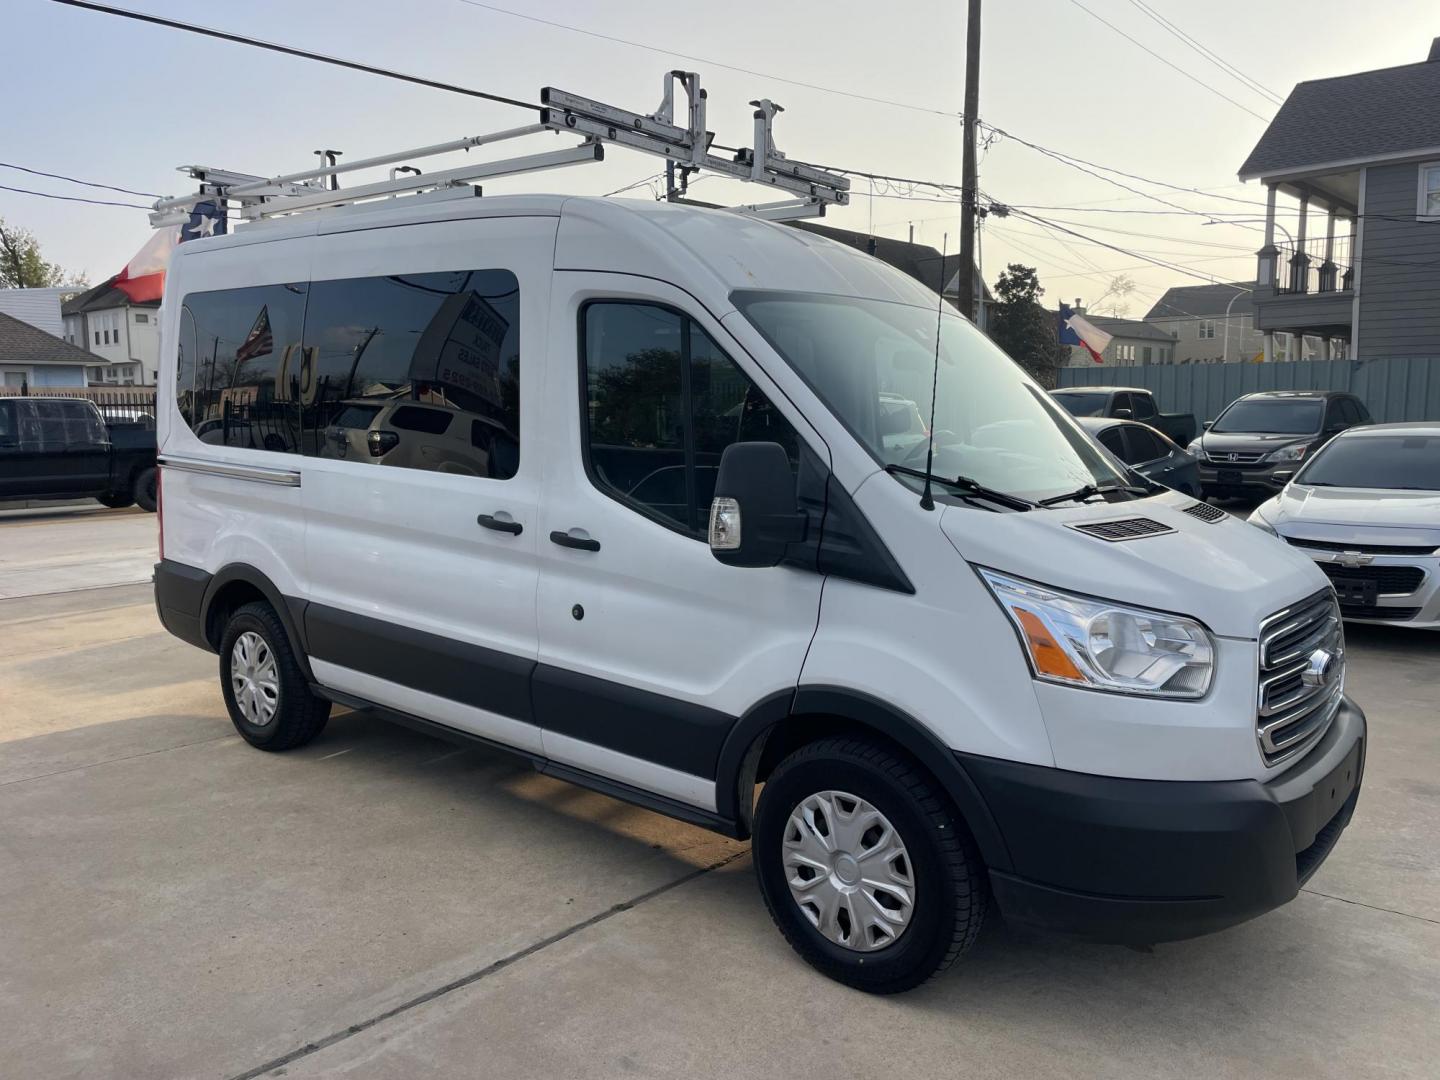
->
939, 490, 1326, 638
1267, 484, 1440, 543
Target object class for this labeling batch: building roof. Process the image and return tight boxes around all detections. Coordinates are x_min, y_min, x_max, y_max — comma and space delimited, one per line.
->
1081, 314, 1176, 343
1238, 45, 1440, 179
0, 310, 105, 366
789, 221, 992, 300
1145, 282, 1254, 320
61, 276, 159, 315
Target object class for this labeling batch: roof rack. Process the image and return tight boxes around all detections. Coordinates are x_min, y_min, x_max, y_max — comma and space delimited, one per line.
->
148, 71, 849, 229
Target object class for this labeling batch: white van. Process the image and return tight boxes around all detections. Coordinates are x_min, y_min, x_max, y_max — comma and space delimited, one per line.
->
154, 194, 1365, 993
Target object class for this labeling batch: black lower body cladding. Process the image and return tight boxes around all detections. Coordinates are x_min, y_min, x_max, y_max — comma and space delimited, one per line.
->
962, 699, 1366, 943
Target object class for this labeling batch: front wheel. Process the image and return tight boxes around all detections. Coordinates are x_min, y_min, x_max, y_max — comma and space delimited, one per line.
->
95, 492, 135, 509
132, 466, 158, 512
753, 737, 987, 994
219, 601, 330, 750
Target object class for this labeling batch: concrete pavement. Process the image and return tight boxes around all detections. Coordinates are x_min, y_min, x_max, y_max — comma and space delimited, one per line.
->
1, 511, 1436, 1079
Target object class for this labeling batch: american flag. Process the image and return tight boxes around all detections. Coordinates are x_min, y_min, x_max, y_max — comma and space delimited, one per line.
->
235, 306, 273, 363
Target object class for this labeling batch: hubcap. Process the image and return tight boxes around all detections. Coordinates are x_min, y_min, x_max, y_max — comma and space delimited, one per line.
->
783, 790, 915, 952
230, 631, 279, 727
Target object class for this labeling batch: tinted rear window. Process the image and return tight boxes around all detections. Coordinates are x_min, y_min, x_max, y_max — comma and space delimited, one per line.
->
1212, 399, 1323, 434
1052, 392, 1109, 417
390, 406, 453, 434
331, 404, 382, 429
1297, 435, 1440, 491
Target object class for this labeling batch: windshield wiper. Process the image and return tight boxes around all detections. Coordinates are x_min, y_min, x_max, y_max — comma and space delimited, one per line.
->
1037, 480, 1150, 507
884, 464, 1035, 511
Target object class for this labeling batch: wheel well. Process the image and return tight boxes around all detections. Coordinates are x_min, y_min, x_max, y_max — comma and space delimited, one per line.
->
204, 580, 269, 650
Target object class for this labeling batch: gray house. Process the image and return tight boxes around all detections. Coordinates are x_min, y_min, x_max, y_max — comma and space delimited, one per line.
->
1061, 311, 1176, 367
0, 311, 106, 389
1239, 38, 1440, 360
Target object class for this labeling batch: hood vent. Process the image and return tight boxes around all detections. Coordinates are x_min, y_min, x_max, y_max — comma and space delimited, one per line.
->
1182, 501, 1227, 523
1069, 517, 1175, 542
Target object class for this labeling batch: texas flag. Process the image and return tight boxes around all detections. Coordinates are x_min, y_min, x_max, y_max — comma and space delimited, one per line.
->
1057, 303, 1113, 364
112, 201, 227, 303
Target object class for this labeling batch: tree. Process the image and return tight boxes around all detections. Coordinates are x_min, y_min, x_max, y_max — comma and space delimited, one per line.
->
0, 219, 81, 288
1089, 273, 1137, 318
988, 263, 1064, 387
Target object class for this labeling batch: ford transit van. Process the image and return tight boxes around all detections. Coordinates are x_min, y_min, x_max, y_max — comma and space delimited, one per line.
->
154, 194, 1364, 993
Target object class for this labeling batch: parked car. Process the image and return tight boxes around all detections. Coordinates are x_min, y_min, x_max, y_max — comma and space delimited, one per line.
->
1075, 417, 1201, 497
0, 396, 157, 511
153, 195, 1364, 993
1191, 390, 1371, 500
319, 398, 519, 479
1249, 423, 1439, 628
1049, 386, 1197, 446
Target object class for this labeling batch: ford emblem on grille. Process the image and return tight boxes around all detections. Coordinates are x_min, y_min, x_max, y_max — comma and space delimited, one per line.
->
1302, 647, 1338, 688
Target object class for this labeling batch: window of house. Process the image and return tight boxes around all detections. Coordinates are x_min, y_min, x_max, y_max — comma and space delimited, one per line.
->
94, 331, 101, 345
1115, 344, 1136, 362
1198, 320, 1216, 340
134, 312, 149, 324
1273, 332, 1291, 361
1419, 163, 1440, 217
302, 268, 520, 478
582, 301, 799, 537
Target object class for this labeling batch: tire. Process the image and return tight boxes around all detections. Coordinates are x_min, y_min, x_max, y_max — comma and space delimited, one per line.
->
95, 492, 135, 509
132, 466, 158, 513
219, 601, 330, 751
753, 737, 987, 994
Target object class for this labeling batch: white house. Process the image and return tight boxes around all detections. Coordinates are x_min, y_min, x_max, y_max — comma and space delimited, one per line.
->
0, 286, 77, 338
61, 278, 160, 386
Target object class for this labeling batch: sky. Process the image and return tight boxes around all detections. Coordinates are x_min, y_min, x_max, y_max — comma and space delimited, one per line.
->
2, 0, 1435, 319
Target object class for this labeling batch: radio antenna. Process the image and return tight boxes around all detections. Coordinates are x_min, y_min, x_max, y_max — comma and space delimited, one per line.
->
918, 233, 948, 512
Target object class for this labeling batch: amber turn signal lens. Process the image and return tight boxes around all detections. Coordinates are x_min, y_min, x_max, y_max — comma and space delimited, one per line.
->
1013, 607, 1087, 683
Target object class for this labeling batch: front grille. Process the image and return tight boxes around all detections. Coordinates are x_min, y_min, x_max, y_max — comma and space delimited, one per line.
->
1209, 450, 1266, 464
1318, 563, 1426, 595
1286, 536, 1438, 557
1335, 605, 1421, 621
1070, 517, 1175, 542
1257, 591, 1344, 767
1182, 501, 1227, 523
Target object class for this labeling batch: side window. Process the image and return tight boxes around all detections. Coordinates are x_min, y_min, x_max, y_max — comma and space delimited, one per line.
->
32, 401, 70, 451
1097, 426, 1126, 460
1111, 392, 1132, 416
1124, 426, 1164, 464
181, 282, 308, 453
59, 401, 106, 445
1353, 399, 1373, 424
304, 269, 520, 480
0, 401, 15, 447
583, 302, 800, 537
1131, 393, 1157, 420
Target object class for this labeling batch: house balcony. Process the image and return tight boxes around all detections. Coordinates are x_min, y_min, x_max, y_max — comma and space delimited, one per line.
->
1250, 173, 1359, 343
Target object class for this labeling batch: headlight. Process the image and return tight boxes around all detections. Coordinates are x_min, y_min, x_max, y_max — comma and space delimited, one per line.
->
1186, 439, 1206, 460
977, 568, 1214, 699
1266, 443, 1308, 463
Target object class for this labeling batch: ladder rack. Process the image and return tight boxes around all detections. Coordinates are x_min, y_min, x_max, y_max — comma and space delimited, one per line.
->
149, 71, 849, 229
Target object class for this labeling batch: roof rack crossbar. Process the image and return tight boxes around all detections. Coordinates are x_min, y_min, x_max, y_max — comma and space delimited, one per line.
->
147, 71, 848, 228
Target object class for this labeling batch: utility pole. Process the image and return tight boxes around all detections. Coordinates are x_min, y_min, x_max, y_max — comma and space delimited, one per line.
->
956, 0, 982, 322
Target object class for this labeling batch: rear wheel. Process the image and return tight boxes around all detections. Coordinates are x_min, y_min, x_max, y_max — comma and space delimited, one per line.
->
133, 466, 158, 513
753, 737, 987, 994
95, 492, 135, 509
219, 601, 330, 750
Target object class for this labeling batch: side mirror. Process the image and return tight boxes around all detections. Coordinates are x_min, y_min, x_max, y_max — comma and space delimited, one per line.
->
708, 441, 805, 568
367, 429, 399, 457
1202, 420, 1213, 430
1112, 408, 1133, 420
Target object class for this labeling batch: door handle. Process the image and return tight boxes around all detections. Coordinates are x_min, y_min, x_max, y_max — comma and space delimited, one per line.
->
477, 512, 523, 535
549, 529, 600, 552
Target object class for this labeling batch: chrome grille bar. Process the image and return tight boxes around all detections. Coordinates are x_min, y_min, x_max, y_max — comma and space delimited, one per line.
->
1256, 590, 1344, 767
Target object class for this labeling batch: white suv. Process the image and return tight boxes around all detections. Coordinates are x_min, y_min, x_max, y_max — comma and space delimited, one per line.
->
153, 194, 1365, 993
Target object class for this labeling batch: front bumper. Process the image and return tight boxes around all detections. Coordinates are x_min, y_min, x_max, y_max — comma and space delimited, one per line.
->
959, 697, 1365, 943
1198, 460, 1294, 495
1298, 552, 1440, 630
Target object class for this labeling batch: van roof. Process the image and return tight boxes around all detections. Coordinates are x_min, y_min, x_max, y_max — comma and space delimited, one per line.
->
171, 194, 941, 315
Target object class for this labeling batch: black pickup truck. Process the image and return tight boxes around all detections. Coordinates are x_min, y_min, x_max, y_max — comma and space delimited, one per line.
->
0, 397, 158, 511
1050, 385, 1198, 447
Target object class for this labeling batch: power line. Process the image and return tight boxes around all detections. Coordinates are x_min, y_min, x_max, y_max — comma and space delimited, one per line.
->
0, 182, 150, 209
450, 0, 963, 119
1123, 0, 1283, 105
1008, 208, 1231, 284
1062, 0, 1271, 122
47, 0, 540, 112
0, 161, 159, 198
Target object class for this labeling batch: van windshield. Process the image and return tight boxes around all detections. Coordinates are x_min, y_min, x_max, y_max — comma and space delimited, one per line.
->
732, 291, 1127, 502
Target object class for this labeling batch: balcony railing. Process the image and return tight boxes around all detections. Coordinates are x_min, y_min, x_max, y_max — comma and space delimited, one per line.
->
1270, 234, 1353, 296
